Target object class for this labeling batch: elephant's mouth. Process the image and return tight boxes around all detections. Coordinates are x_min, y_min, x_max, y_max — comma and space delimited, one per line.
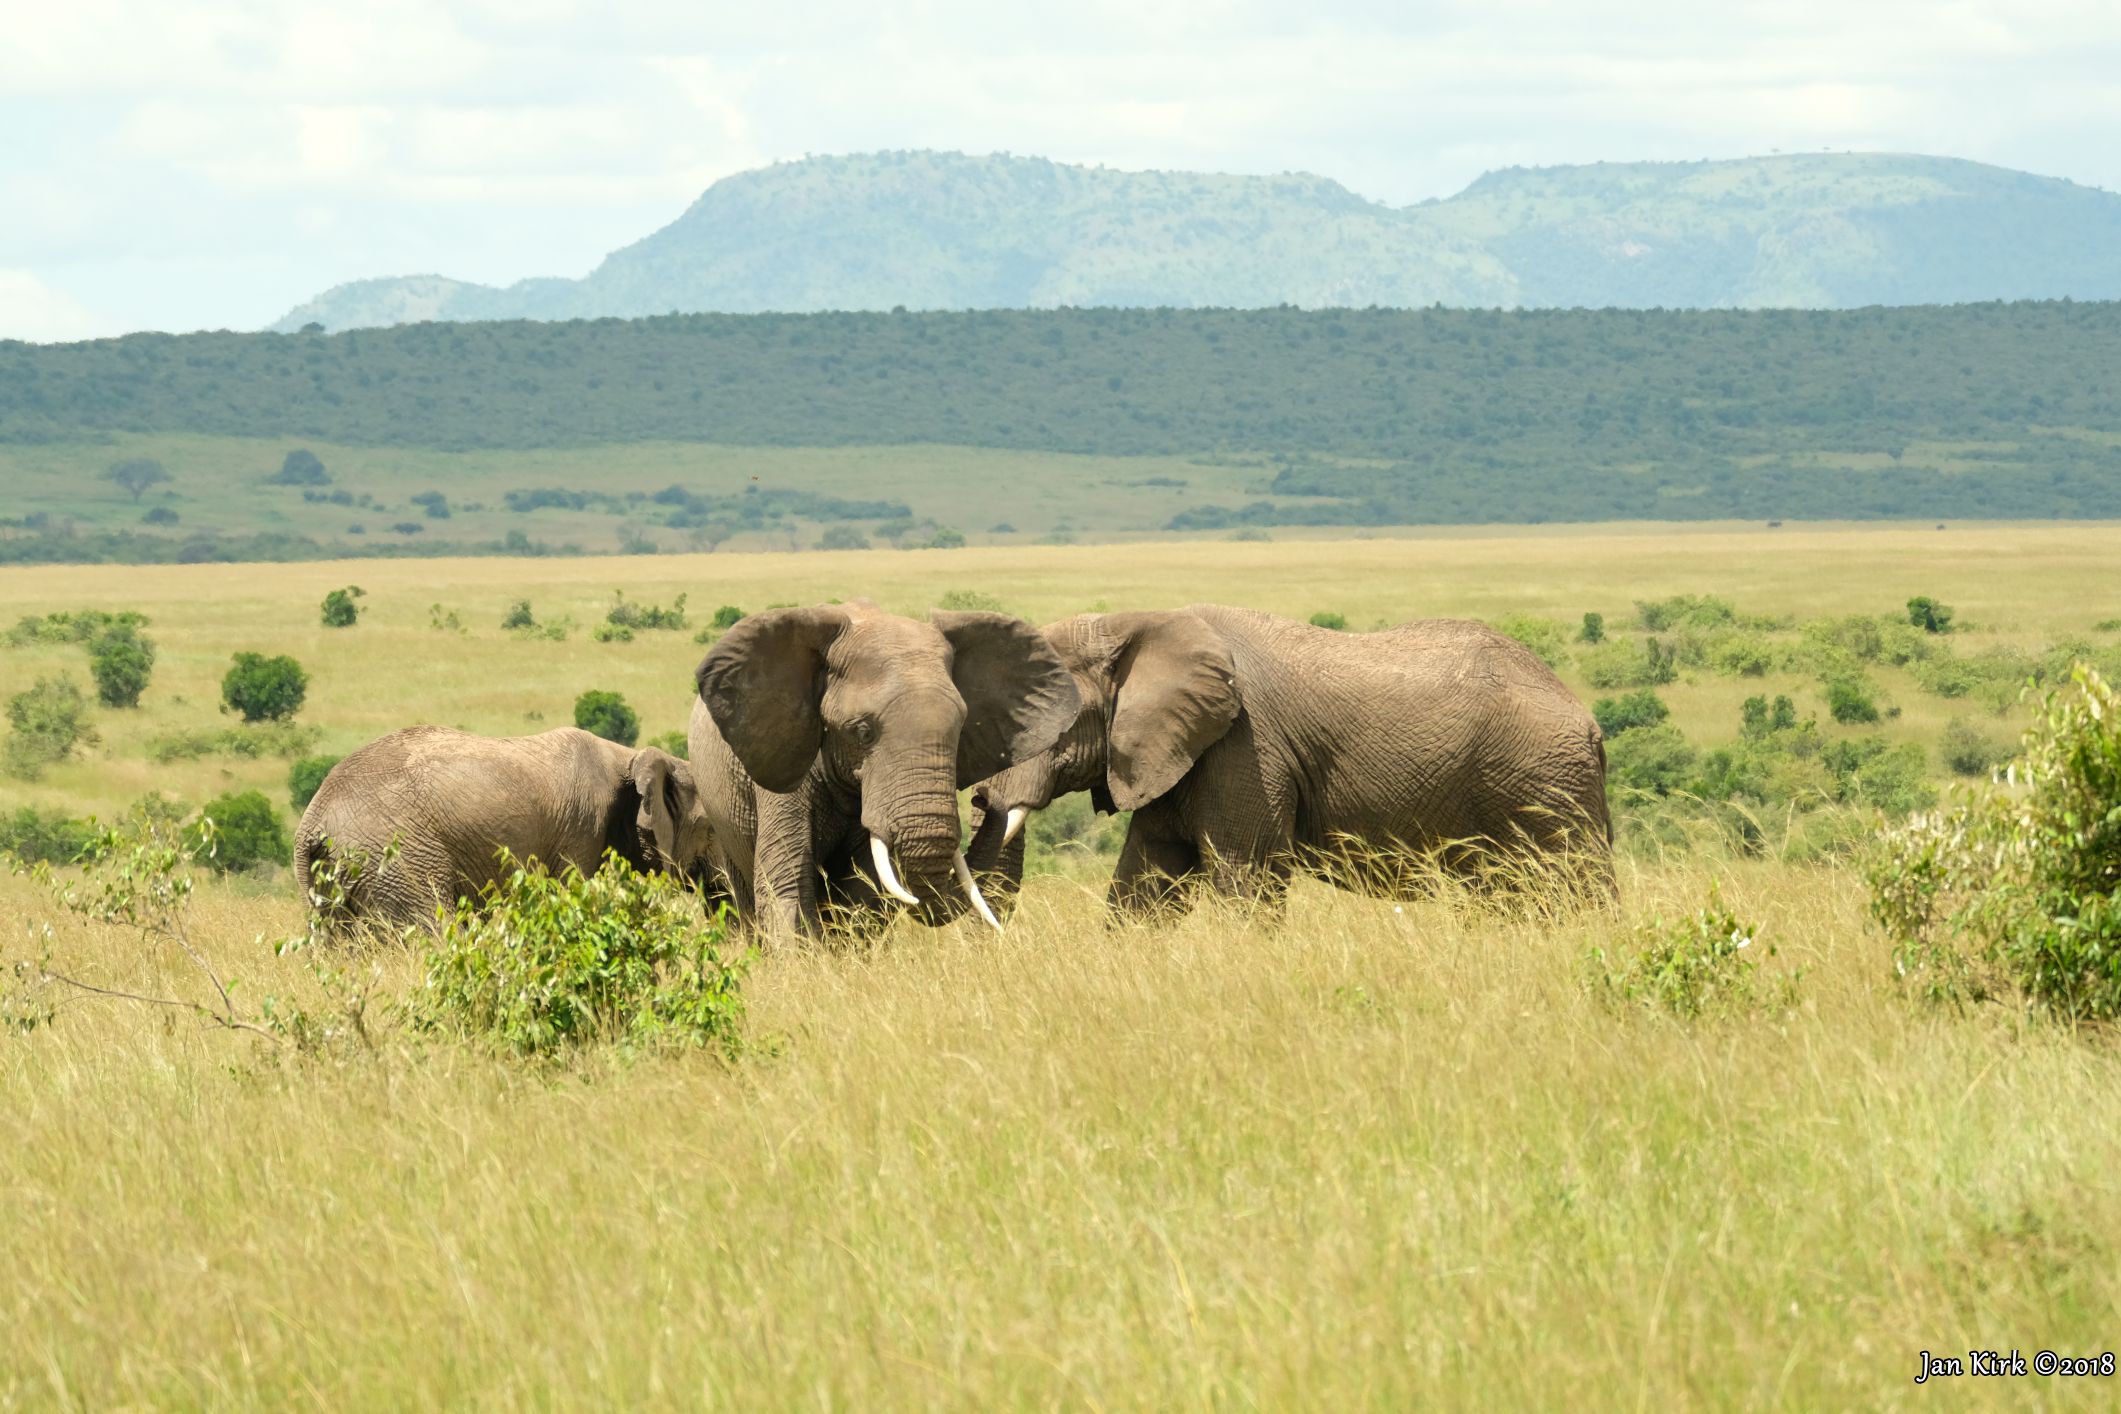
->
868, 834, 1003, 932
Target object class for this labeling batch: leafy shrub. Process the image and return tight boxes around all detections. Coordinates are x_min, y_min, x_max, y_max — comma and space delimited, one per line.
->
1308, 611, 1347, 631
1941, 718, 2006, 778
710, 604, 745, 630
320, 586, 365, 628
937, 589, 1006, 612
1635, 594, 1735, 632
1740, 694, 1800, 739
428, 603, 465, 633
1871, 665, 2121, 1020
1604, 723, 1697, 797
501, 599, 536, 630
4, 609, 148, 648
1825, 676, 1881, 725
1578, 611, 1605, 644
288, 754, 343, 810
1587, 886, 1791, 1019
410, 853, 747, 1058
1592, 689, 1669, 738
87, 625, 155, 708
142, 506, 179, 526
592, 621, 633, 643
649, 730, 689, 761
1579, 637, 1678, 689
1820, 739, 1934, 815
605, 591, 687, 632
925, 527, 967, 549
1702, 630, 1776, 677
194, 789, 291, 873
2099, 618, 2121, 633
1023, 793, 1129, 875
1491, 614, 1569, 668
149, 721, 321, 764
574, 690, 639, 746
411, 490, 451, 519
0, 805, 97, 865
1906, 596, 1955, 634
4, 676, 97, 780
816, 525, 869, 550
221, 652, 308, 723
269, 449, 329, 486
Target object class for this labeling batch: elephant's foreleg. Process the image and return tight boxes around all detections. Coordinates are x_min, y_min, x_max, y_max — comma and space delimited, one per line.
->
1107, 821, 1200, 923
752, 785, 822, 936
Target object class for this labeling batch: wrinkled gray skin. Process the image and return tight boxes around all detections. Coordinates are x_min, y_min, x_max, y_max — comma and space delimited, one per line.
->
294, 725, 715, 931
687, 600, 1078, 935
966, 606, 1613, 916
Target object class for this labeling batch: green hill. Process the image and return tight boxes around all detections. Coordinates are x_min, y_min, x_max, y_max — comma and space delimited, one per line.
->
272, 151, 2121, 331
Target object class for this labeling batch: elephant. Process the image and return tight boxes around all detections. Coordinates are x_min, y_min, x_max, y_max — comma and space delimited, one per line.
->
963, 606, 1613, 917
687, 600, 1078, 935
293, 725, 714, 931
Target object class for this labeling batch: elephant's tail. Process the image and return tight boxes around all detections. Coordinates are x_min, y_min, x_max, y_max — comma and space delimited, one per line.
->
1593, 730, 1613, 848
294, 829, 354, 924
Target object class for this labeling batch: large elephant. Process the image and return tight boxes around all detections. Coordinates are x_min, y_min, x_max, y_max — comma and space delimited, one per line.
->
687, 600, 1078, 935
964, 606, 1612, 916
294, 725, 714, 931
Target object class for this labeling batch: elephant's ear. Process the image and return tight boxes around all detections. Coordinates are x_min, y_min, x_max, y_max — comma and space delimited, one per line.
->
933, 610, 1081, 787
696, 606, 849, 792
629, 747, 684, 868
1105, 610, 1240, 811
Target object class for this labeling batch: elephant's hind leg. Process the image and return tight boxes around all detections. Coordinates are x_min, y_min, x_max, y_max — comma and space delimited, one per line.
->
1107, 821, 1201, 924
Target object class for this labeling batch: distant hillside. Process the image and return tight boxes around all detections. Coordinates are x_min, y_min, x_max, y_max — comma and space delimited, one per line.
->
274, 151, 2121, 331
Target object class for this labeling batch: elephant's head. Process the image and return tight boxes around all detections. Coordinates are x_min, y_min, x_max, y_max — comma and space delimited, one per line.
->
696, 600, 1078, 923
967, 610, 1240, 890
625, 747, 716, 886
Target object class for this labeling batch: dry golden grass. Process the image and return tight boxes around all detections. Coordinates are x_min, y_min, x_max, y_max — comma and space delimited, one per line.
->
5, 527, 2121, 1407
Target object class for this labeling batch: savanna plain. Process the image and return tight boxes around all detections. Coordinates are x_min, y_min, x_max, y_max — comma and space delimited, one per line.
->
4, 525, 2121, 1409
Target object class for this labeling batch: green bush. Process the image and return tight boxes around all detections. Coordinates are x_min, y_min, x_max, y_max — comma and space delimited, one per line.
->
288, 754, 343, 810
1592, 689, 1669, 738
411, 853, 747, 1058
1587, 886, 1792, 1019
428, 603, 465, 633
1491, 614, 1569, 668
1699, 629, 1777, 677
501, 599, 537, 630
1739, 694, 1800, 739
194, 789, 291, 873
269, 449, 329, 486
1308, 611, 1348, 631
1871, 665, 2121, 1020
1604, 723, 1697, 797
1825, 676, 1881, 725
1024, 794, 1129, 876
150, 721, 322, 764
87, 625, 155, 708
1635, 595, 1735, 632
0, 805, 97, 865
648, 730, 688, 761
141, 506, 179, 526
710, 604, 745, 631
1906, 596, 1955, 634
222, 652, 309, 722
1578, 611, 1605, 644
1580, 637, 1678, 690
4, 609, 148, 648
937, 589, 1006, 612
816, 525, 869, 550
320, 586, 365, 628
574, 689, 639, 746
5, 676, 97, 780
1941, 718, 2005, 778
605, 591, 687, 632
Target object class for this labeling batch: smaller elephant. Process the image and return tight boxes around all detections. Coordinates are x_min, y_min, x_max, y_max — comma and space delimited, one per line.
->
294, 725, 714, 931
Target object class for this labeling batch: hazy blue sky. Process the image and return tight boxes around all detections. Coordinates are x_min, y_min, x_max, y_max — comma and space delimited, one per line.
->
5, 0, 2119, 340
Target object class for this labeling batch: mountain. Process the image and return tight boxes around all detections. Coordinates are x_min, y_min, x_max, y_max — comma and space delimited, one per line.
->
273, 150, 2121, 331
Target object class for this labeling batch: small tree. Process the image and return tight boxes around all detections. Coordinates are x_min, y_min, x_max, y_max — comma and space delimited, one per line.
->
320, 585, 365, 628
1825, 677, 1881, 725
288, 754, 343, 811
195, 790, 291, 872
222, 652, 309, 723
1579, 611, 1606, 644
87, 626, 155, 708
1906, 597, 1955, 634
269, 449, 330, 486
574, 690, 639, 746
104, 458, 171, 501
4, 676, 98, 780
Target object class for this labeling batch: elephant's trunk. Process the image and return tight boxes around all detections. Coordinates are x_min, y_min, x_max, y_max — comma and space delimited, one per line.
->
864, 780, 973, 923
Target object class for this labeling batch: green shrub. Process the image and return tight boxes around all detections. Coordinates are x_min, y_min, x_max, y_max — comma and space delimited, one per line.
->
222, 652, 308, 722
938, 589, 1006, 612
1941, 718, 2005, 778
4, 676, 97, 780
411, 853, 747, 1058
649, 730, 689, 761
194, 789, 291, 873
1490, 614, 1570, 668
574, 690, 639, 746
1579, 637, 1678, 690
0, 805, 97, 865
1592, 689, 1669, 738
320, 586, 365, 628
1587, 886, 1792, 1019
288, 754, 343, 811
150, 721, 321, 764
1635, 594, 1735, 632
605, 591, 687, 632
1871, 665, 2121, 1019
1578, 611, 1605, 644
1740, 694, 1800, 740
1023, 794, 1129, 876
1906, 596, 1955, 634
141, 506, 179, 526
1702, 629, 1776, 677
926, 527, 967, 549
269, 448, 329, 486
87, 626, 155, 708
711, 604, 745, 630
1604, 723, 1697, 797
1825, 676, 1881, 725
1820, 739, 1934, 815
501, 599, 536, 630
428, 603, 465, 633
816, 525, 869, 550
4, 609, 148, 648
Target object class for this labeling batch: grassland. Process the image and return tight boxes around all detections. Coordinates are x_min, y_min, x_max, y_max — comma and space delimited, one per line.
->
4, 526, 2121, 1407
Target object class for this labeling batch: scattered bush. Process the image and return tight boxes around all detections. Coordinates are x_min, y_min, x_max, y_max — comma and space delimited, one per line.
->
150, 721, 323, 764
937, 589, 1007, 613
605, 591, 687, 632
221, 652, 309, 723
816, 525, 869, 550
1578, 611, 1605, 644
4, 676, 97, 780
1579, 637, 1678, 689
194, 789, 291, 873
1825, 676, 1881, 725
1592, 689, 1669, 738
87, 625, 155, 708
5, 609, 148, 648
1604, 723, 1697, 797
574, 689, 639, 746
501, 599, 536, 630
711, 605, 745, 630
1941, 718, 2006, 778
428, 603, 465, 633
288, 754, 343, 810
1635, 594, 1735, 632
320, 585, 365, 628
268, 449, 329, 486
1906, 596, 1955, 634
0, 805, 97, 865
1739, 694, 1800, 739
1701, 630, 1777, 677
924, 527, 967, 549
411, 491, 452, 519
391, 522, 424, 536
141, 506, 180, 526
1872, 665, 2121, 1020
1587, 886, 1792, 1019
410, 853, 747, 1058
1308, 611, 1348, 631
1491, 614, 1570, 668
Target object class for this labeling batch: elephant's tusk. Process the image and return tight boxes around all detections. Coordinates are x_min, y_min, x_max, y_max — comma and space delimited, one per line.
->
1002, 806, 1029, 847
954, 851, 1005, 933
870, 836, 921, 905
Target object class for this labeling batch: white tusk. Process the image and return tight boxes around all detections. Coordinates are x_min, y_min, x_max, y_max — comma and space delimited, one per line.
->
1003, 807, 1028, 847
870, 836, 921, 905
954, 851, 1004, 933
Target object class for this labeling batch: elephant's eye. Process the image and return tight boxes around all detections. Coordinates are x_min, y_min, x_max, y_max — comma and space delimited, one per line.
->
849, 718, 877, 747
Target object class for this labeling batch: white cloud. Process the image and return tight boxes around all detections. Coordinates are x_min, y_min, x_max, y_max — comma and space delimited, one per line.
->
0, 270, 112, 343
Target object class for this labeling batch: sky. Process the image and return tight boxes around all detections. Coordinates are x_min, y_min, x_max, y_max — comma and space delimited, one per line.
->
5, 0, 2120, 342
